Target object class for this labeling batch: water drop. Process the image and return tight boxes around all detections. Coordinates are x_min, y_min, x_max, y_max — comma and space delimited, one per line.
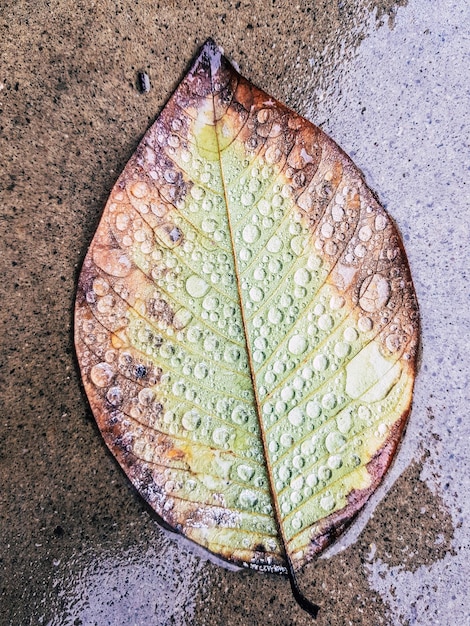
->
254, 336, 267, 351
138, 388, 155, 405
267, 307, 283, 325
194, 363, 208, 379
216, 398, 229, 414
203, 336, 219, 352
160, 343, 175, 359
290, 491, 302, 505
359, 225, 372, 241
321, 222, 334, 238
269, 440, 279, 453
242, 224, 260, 244
237, 464, 255, 481
239, 248, 252, 263
163, 410, 175, 424
280, 433, 293, 448
290, 235, 304, 256
106, 386, 122, 406
172, 308, 192, 330
264, 371, 276, 385
307, 324, 318, 337
378, 423, 388, 437
281, 386, 294, 402
375, 214, 387, 231
134, 229, 146, 243
97, 294, 115, 314
334, 341, 351, 358
90, 363, 114, 388
293, 267, 311, 287
306, 473, 318, 488
318, 314, 334, 331
115, 213, 130, 231
318, 466, 332, 481
185, 275, 210, 298
190, 186, 205, 200
249, 286, 264, 303
223, 305, 236, 319
258, 199, 271, 216
293, 455, 305, 470
288, 334, 308, 355
185, 479, 197, 493
337, 412, 352, 433
288, 407, 304, 426
280, 294, 293, 308
253, 350, 265, 363
266, 235, 282, 253
239, 489, 258, 508
282, 501, 291, 514
253, 267, 266, 281
351, 454, 361, 467
224, 346, 241, 363
306, 401, 321, 419
332, 204, 345, 222
359, 274, 391, 312
328, 454, 343, 469
202, 295, 219, 312
201, 218, 217, 233
320, 493, 335, 511
257, 108, 272, 123
131, 181, 148, 198
186, 326, 202, 343
213, 427, 230, 446
358, 316, 373, 332
265, 145, 282, 164
325, 431, 346, 453
354, 243, 367, 258
386, 334, 401, 352
322, 393, 337, 410
172, 381, 186, 396
104, 349, 116, 363
330, 295, 345, 310
201, 265, 213, 280
307, 255, 322, 271
182, 410, 201, 431
300, 439, 314, 455
267, 259, 281, 276
232, 405, 250, 424
343, 327, 359, 342
241, 192, 255, 207
313, 354, 328, 371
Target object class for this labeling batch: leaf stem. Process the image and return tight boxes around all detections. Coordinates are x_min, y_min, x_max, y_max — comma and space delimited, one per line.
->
286, 559, 320, 619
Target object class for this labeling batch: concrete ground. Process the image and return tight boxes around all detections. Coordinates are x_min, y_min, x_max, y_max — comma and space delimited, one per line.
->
1, 1, 468, 624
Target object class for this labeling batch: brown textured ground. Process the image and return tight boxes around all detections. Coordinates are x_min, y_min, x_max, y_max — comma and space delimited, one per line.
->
1, 1, 467, 625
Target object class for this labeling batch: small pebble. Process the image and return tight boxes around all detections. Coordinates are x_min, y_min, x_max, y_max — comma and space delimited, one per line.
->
137, 71, 151, 93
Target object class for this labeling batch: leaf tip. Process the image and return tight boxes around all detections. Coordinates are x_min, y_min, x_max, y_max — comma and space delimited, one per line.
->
200, 37, 220, 52
199, 37, 224, 84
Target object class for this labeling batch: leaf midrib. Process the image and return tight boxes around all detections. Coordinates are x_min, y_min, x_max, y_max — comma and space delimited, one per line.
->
209, 78, 290, 561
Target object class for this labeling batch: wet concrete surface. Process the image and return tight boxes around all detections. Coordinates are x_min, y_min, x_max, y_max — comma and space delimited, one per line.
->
1, 0, 468, 624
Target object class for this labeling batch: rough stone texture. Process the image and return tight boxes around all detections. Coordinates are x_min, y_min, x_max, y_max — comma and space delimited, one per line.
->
0, 1, 467, 625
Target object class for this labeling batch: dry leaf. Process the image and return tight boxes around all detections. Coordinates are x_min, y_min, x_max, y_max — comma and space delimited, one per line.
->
74, 39, 419, 616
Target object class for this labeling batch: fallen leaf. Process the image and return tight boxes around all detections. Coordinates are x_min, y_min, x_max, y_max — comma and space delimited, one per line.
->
74, 39, 419, 616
